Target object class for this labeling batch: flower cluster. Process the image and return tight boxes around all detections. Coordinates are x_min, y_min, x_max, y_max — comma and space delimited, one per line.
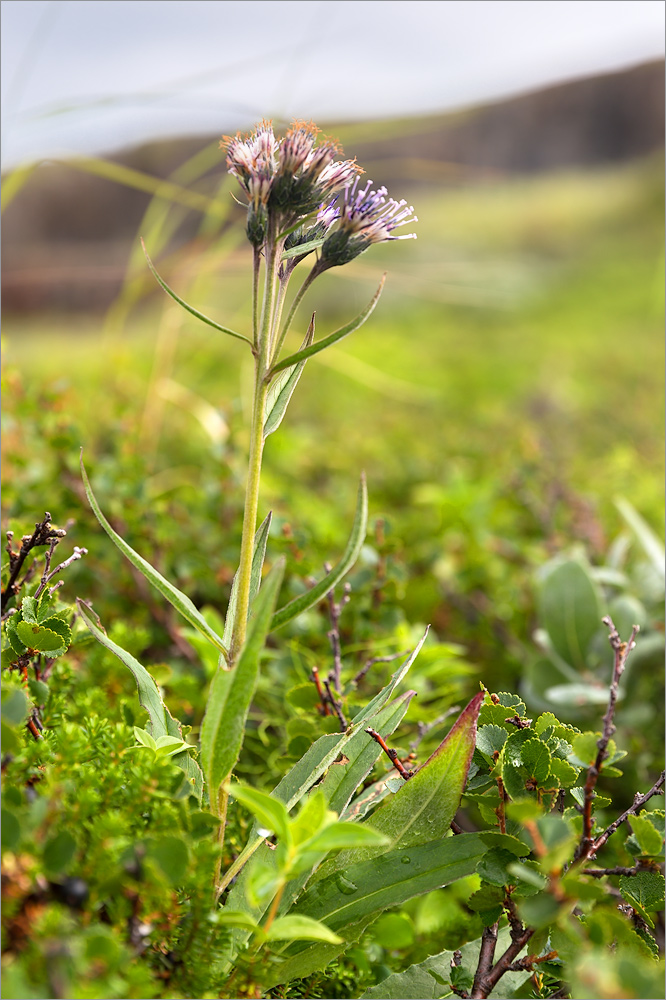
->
222, 120, 416, 261
320, 177, 417, 268
222, 120, 358, 247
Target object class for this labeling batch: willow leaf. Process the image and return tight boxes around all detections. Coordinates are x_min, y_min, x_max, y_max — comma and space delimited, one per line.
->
222, 512, 273, 650
81, 454, 228, 660
271, 475, 367, 632
264, 316, 315, 438
266, 835, 485, 988
216, 632, 428, 898
141, 239, 251, 345
270, 276, 386, 375
201, 559, 285, 794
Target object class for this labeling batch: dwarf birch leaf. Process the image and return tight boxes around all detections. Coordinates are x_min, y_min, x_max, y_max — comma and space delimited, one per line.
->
201, 559, 284, 794
222, 512, 273, 650
15, 621, 69, 657
81, 455, 228, 660
270, 276, 386, 375
271, 475, 367, 631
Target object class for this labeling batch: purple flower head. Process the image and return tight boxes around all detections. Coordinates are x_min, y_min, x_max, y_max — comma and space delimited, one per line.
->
221, 120, 278, 210
320, 179, 417, 268
339, 178, 417, 243
270, 121, 361, 219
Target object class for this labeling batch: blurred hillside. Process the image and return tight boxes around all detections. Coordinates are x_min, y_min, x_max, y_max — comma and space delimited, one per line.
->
2, 59, 663, 314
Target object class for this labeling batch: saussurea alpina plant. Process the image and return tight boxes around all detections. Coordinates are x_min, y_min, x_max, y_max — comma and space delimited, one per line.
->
4, 120, 663, 1000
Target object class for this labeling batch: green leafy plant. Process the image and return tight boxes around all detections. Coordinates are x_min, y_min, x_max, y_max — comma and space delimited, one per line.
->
2, 120, 663, 999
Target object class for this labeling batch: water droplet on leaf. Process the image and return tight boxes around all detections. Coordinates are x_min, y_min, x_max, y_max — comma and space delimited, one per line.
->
335, 873, 358, 895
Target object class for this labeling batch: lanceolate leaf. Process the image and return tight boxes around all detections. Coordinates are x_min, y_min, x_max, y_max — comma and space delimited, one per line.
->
615, 496, 665, 583
266, 835, 486, 988
217, 633, 428, 899
141, 239, 251, 345
271, 475, 367, 632
322, 691, 484, 876
81, 454, 229, 661
264, 316, 315, 438
292, 834, 485, 932
222, 512, 273, 650
270, 276, 386, 375
76, 600, 203, 800
201, 560, 285, 794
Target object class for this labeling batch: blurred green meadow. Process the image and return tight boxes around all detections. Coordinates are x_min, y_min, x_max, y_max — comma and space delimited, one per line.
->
2, 143, 664, 780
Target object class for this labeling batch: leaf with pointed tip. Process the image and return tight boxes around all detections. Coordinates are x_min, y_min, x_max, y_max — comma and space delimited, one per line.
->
264, 317, 315, 438
271, 475, 367, 632
270, 276, 386, 375
201, 560, 285, 794
222, 512, 272, 650
217, 633, 428, 901
615, 496, 665, 583
81, 455, 228, 661
266, 915, 342, 944
141, 239, 251, 345
267, 834, 486, 988
76, 599, 203, 800
280, 237, 326, 260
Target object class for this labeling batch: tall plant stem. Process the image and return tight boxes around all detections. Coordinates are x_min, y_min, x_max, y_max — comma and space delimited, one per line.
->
229, 237, 279, 664
270, 265, 318, 368
212, 785, 229, 901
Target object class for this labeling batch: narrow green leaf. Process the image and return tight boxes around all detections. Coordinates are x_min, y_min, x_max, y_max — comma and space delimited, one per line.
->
325, 692, 484, 878
271, 475, 367, 632
78, 600, 169, 736
201, 559, 285, 793
76, 600, 203, 800
327, 690, 416, 818
270, 276, 386, 375
280, 236, 326, 260
141, 239, 251, 345
270, 835, 485, 985
301, 822, 390, 854
222, 512, 272, 651
211, 910, 260, 931
266, 915, 341, 944
538, 558, 602, 670
80, 455, 229, 660
264, 316, 315, 438
218, 636, 427, 928
615, 497, 665, 583
228, 784, 291, 846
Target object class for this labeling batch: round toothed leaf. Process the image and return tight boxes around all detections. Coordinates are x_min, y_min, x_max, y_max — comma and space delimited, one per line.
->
15, 621, 69, 656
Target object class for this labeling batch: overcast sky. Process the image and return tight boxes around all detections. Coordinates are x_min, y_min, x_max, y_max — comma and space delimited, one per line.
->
1, 0, 664, 168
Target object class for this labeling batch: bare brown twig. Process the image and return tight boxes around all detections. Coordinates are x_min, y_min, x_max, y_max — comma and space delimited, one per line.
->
2, 514, 67, 613
574, 616, 639, 862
